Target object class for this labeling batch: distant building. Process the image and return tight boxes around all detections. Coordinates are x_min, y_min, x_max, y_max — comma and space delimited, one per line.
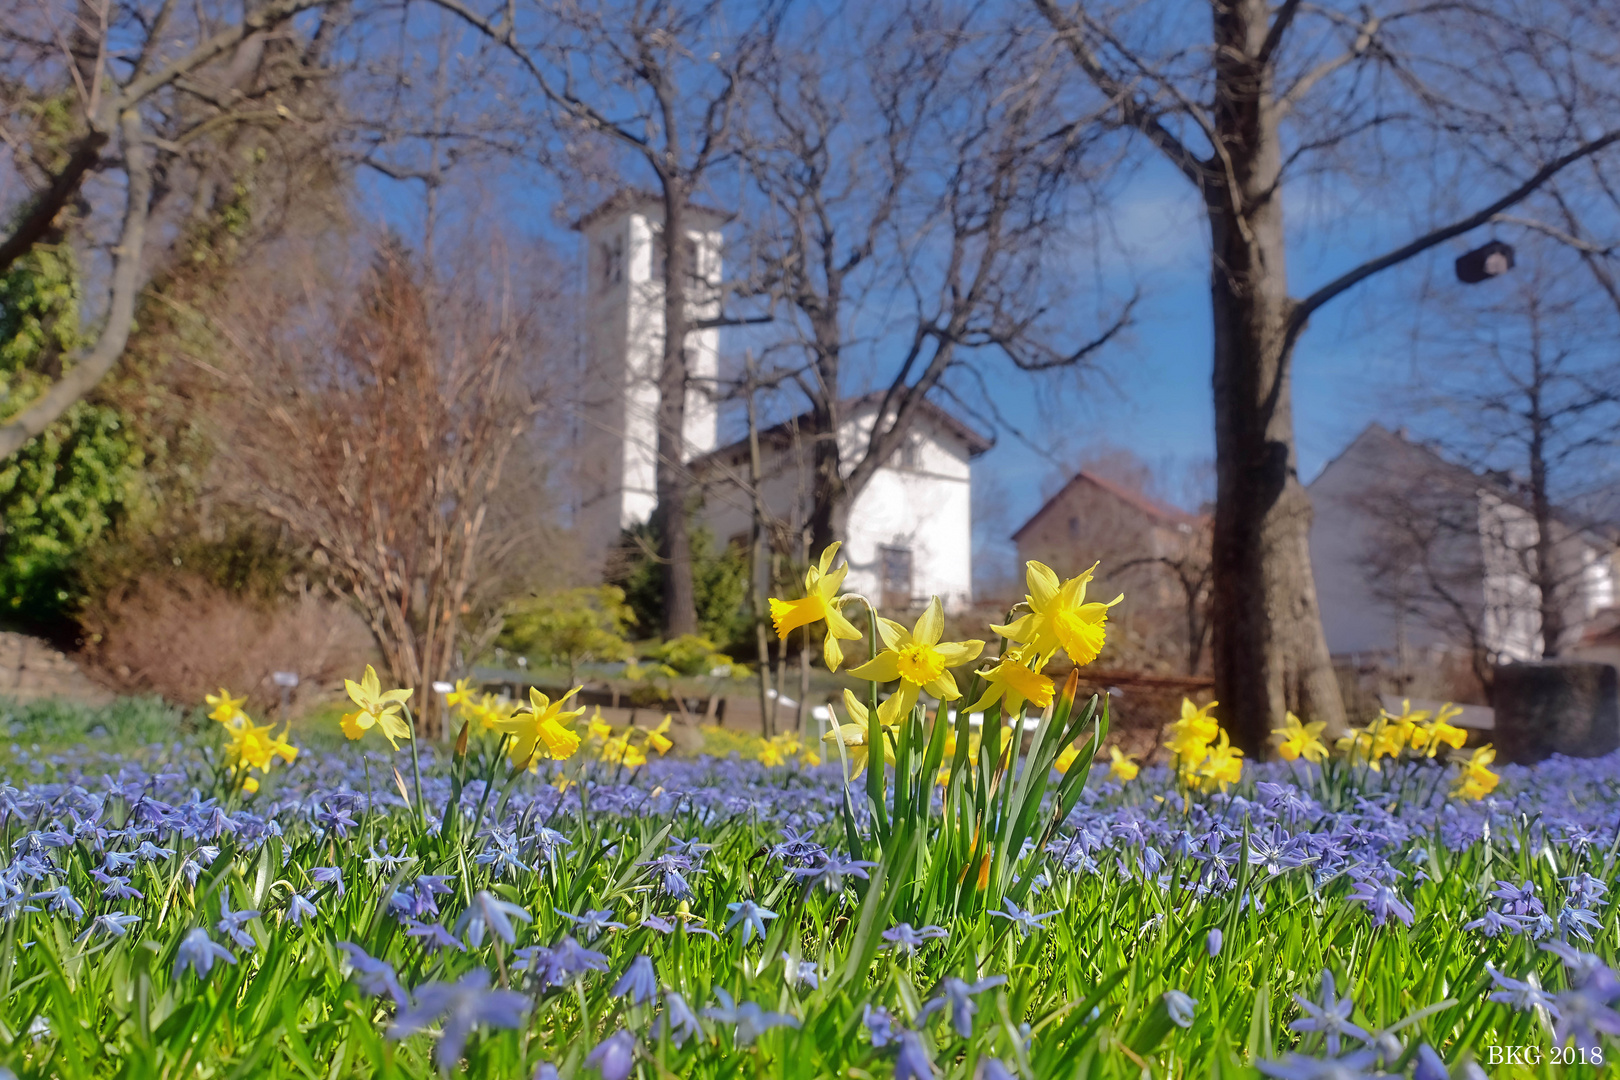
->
572, 191, 985, 612
1010, 471, 1210, 672
1308, 423, 1617, 671
694, 394, 989, 613
572, 191, 726, 561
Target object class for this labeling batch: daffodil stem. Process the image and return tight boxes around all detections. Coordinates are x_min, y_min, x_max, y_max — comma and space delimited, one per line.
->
406, 705, 427, 831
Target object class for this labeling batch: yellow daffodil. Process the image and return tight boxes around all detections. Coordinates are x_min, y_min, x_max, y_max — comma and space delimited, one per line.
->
1108, 745, 1140, 782
1335, 726, 1375, 766
242, 775, 260, 794
1368, 717, 1407, 764
588, 710, 614, 741
1164, 698, 1220, 763
768, 542, 865, 672
1273, 711, 1328, 764
1194, 732, 1244, 792
602, 732, 648, 769
1451, 744, 1500, 800
644, 715, 674, 755
205, 689, 248, 728
963, 651, 1055, 720
992, 560, 1122, 668
847, 596, 984, 721
1379, 699, 1429, 748
339, 666, 413, 748
758, 741, 785, 767
1417, 703, 1468, 757
1055, 743, 1081, 773
446, 677, 477, 713
494, 686, 586, 768
821, 691, 898, 778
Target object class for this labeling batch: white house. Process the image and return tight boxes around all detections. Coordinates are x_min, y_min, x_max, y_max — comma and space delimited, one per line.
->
570, 191, 985, 611
1308, 423, 1617, 667
572, 191, 725, 558
692, 394, 989, 613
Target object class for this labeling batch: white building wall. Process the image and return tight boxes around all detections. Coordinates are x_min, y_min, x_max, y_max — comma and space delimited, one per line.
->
576, 200, 722, 557
694, 402, 976, 613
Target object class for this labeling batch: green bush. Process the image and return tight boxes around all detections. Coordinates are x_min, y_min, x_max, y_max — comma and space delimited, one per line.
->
498, 584, 637, 682
0, 243, 144, 624
612, 523, 752, 653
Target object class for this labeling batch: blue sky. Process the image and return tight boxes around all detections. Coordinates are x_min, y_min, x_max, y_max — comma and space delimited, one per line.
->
360, 142, 1557, 586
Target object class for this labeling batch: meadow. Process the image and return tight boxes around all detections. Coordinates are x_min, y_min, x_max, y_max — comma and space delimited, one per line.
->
0, 555, 1616, 1079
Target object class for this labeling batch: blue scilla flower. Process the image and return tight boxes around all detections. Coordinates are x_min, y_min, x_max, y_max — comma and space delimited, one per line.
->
30, 886, 83, 919
658, 991, 703, 1047
862, 1004, 900, 1048
388, 969, 528, 1072
174, 928, 236, 979
1163, 990, 1197, 1028
338, 942, 409, 1006
585, 1029, 636, 1080
455, 891, 532, 947
724, 900, 778, 945
74, 911, 141, 943
285, 893, 318, 927
701, 988, 799, 1045
920, 975, 1006, 1038
1289, 971, 1369, 1056
893, 1030, 934, 1080
215, 895, 260, 950
610, 955, 658, 1005
557, 907, 626, 942
405, 919, 466, 953
988, 897, 1059, 939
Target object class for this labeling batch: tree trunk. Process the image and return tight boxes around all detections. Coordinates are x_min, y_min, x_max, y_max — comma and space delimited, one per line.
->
1527, 378, 1565, 657
1206, 0, 1346, 757
656, 186, 698, 638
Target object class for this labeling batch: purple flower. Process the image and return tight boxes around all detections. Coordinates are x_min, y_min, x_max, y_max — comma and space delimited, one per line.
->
338, 942, 408, 1006
783, 953, 819, 990
585, 1029, 636, 1080
702, 988, 800, 1045
1289, 971, 1370, 1056
864, 1004, 901, 1048
215, 895, 260, 950
1347, 881, 1414, 928
920, 975, 1007, 1038
454, 891, 532, 947
405, 919, 467, 953
894, 1030, 934, 1080
882, 923, 949, 957
1206, 928, 1223, 958
1553, 984, 1620, 1055
658, 991, 702, 1047
724, 900, 778, 945
286, 892, 318, 927
1163, 989, 1197, 1028
74, 911, 141, 943
30, 886, 83, 919
388, 969, 529, 1071
611, 955, 658, 1005
557, 907, 626, 942
1257, 1050, 1382, 1080
310, 866, 345, 896
174, 928, 236, 979
988, 898, 1058, 938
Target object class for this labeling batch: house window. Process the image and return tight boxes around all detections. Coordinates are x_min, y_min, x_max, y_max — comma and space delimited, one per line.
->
601, 235, 623, 284
880, 545, 914, 609
1067, 516, 1080, 539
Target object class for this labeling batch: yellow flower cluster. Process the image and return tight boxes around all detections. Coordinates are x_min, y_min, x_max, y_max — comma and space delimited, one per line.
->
339, 666, 413, 748
774, 552, 1123, 784
442, 676, 678, 774
203, 689, 297, 795
1330, 699, 1497, 799
757, 730, 820, 769
1165, 698, 1243, 793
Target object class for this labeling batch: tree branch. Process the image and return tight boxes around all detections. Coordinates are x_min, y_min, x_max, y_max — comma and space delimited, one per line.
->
1287, 129, 1620, 336
0, 134, 105, 277
0, 110, 152, 459
1031, 0, 1208, 189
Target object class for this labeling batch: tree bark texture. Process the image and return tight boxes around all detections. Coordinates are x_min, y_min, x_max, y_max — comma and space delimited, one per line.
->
656, 187, 698, 637
1206, 0, 1346, 755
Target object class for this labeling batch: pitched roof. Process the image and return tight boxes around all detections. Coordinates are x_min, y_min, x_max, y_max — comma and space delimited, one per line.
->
1317, 423, 1614, 544
571, 189, 734, 232
1011, 470, 1200, 543
695, 391, 993, 469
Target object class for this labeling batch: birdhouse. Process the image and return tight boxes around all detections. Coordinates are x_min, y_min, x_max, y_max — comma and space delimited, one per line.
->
1454, 240, 1515, 284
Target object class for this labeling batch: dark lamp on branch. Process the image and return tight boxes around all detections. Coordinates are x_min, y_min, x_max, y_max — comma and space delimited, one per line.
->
1454, 240, 1516, 284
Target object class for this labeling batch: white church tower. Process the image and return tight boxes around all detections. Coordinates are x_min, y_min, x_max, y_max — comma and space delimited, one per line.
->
574, 192, 725, 563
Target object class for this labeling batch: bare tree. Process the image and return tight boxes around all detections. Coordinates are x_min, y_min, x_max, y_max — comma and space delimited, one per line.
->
739, 3, 1133, 558
0, 0, 347, 459
421, 0, 783, 638
1360, 244, 1620, 689
1031, 0, 1620, 752
216, 237, 539, 737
